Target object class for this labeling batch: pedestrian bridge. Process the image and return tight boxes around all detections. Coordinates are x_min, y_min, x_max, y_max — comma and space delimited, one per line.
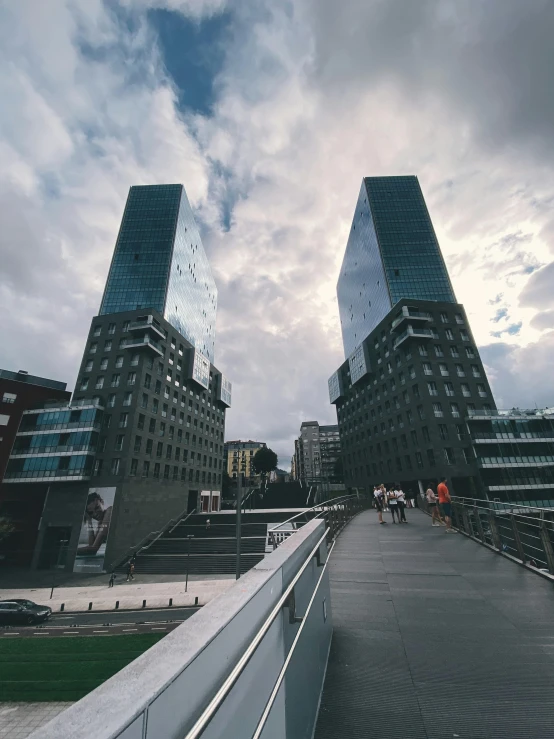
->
31, 502, 554, 739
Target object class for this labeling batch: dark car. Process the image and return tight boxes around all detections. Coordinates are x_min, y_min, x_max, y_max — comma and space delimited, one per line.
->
0, 600, 52, 626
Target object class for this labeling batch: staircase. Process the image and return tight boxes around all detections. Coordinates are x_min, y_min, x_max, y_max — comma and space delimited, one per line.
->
124, 511, 297, 576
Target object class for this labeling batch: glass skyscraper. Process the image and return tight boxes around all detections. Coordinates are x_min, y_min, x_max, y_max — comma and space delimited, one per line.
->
337, 176, 456, 358
100, 184, 217, 363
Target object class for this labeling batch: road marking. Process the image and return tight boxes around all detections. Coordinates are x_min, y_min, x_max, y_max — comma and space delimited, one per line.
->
2, 632, 19, 636
151, 627, 167, 630
63, 631, 78, 634
93, 630, 109, 633
34, 632, 50, 635
122, 628, 137, 632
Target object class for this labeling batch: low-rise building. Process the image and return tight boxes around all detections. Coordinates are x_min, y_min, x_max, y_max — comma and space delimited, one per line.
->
224, 440, 266, 483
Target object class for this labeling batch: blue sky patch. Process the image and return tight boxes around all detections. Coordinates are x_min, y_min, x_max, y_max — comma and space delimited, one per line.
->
148, 8, 232, 116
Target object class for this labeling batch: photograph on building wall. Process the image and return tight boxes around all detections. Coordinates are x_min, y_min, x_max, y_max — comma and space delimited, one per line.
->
73, 487, 116, 573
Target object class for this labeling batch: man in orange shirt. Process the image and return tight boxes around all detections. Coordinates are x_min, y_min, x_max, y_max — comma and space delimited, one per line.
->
437, 477, 454, 533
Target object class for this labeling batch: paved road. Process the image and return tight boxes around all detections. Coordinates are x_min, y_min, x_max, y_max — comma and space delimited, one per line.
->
0, 606, 200, 637
314, 509, 554, 739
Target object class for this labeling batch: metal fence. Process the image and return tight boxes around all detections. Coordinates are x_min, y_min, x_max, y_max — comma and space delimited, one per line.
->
268, 493, 369, 550
420, 495, 554, 576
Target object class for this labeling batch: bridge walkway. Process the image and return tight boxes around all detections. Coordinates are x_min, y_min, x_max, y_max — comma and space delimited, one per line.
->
314, 508, 554, 739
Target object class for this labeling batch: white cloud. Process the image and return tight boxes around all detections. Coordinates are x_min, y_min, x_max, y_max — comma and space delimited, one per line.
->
1, 0, 554, 473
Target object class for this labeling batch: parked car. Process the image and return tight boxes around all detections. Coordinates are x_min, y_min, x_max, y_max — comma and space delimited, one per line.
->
0, 600, 52, 625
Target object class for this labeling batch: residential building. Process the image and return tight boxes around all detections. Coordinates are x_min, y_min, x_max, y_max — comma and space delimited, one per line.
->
467, 408, 554, 505
292, 422, 341, 485
329, 176, 496, 497
3, 184, 231, 571
224, 440, 266, 482
0, 369, 71, 565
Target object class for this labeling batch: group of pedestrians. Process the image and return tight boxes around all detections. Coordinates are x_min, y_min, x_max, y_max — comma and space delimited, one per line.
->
373, 484, 408, 524
372, 477, 455, 533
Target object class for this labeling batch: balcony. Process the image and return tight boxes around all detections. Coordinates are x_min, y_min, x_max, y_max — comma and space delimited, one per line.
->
477, 455, 554, 468
122, 336, 164, 356
391, 307, 432, 332
393, 326, 434, 350
129, 316, 166, 340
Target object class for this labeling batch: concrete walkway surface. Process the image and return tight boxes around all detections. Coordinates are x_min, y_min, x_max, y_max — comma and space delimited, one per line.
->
314, 508, 554, 739
0, 577, 235, 613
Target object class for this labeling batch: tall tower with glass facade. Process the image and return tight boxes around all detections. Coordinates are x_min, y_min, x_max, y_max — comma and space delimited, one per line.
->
100, 184, 217, 363
5, 184, 230, 573
329, 175, 498, 501
337, 176, 456, 359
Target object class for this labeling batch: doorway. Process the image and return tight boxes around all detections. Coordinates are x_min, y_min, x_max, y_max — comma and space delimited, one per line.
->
37, 527, 72, 569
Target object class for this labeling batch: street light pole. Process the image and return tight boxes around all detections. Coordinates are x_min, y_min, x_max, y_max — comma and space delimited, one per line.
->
235, 471, 242, 580
185, 534, 194, 593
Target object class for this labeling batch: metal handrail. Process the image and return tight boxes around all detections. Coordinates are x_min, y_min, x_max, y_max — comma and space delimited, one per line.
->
252, 538, 336, 738
269, 494, 359, 533
420, 495, 554, 577
184, 527, 330, 739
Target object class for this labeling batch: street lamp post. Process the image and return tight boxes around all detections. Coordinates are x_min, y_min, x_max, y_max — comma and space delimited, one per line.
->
236, 472, 242, 580
185, 534, 194, 593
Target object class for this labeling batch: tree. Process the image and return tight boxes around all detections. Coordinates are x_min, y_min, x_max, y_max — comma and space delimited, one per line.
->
252, 446, 278, 491
0, 517, 15, 544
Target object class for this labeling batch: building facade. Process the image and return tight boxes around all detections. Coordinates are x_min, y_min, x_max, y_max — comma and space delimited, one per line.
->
292, 422, 341, 485
224, 440, 266, 482
337, 176, 456, 358
0, 369, 71, 565
467, 408, 554, 506
3, 184, 230, 571
330, 176, 499, 498
100, 184, 217, 363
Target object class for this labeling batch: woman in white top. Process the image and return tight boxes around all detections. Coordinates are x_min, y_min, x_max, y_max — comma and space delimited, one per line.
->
387, 487, 400, 523
395, 486, 407, 523
426, 485, 443, 526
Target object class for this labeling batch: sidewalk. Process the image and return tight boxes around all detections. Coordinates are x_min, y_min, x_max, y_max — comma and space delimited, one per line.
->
0, 576, 235, 613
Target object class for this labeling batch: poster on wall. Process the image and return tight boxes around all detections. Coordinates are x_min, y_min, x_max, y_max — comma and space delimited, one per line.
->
73, 487, 116, 573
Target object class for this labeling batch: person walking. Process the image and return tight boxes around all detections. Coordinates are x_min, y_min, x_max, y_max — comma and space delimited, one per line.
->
387, 487, 400, 523
396, 486, 407, 523
108, 572, 116, 588
126, 560, 135, 581
373, 485, 387, 524
426, 485, 443, 526
437, 477, 454, 533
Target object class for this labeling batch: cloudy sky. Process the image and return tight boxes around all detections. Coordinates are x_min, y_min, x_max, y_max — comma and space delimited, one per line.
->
1, 0, 554, 469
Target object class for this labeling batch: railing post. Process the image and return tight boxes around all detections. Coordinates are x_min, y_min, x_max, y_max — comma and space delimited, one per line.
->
510, 514, 526, 563
473, 505, 486, 543
539, 518, 554, 575
488, 514, 502, 551
462, 508, 473, 537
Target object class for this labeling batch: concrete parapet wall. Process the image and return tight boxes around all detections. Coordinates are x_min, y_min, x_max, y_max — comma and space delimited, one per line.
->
29, 519, 332, 739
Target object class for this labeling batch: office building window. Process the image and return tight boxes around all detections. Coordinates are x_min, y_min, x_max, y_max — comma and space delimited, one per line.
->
108, 323, 116, 335
427, 448, 436, 466
95, 376, 104, 389
104, 340, 112, 352
149, 418, 156, 434
421, 426, 430, 443
84, 361, 94, 373
434, 345, 444, 357
131, 353, 140, 367
143, 461, 150, 477
93, 459, 103, 476
477, 384, 487, 397
79, 378, 89, 391
433, 403, 443, 418
89, 342, 98, 354
440, 312, 449, 323
134, 436, 141, 453
137, 413, 145, 430
417, 405, 425, 420
444, 382, 455, 396
422, 362, 433, 375
461, 384, 471, 397
123, 392, 133, 407
460, 329, 469, 341
111, 374, 120, 388
445, 329, 454, 340
111, 458, 120, 474
130, 458, 138, 476
427, 381, 438, 396
465, 347, 475, 358
443, 448, 455, 465
153, 462, 160, 478
119, 412, 128, 428
127, 372, 136, 386
164, 464, 170, 479
415, 452, 424, 469
450, 403, 460, 418
450, 346, 459, 358
439, 424, 449, 440
471, 365, 481, 378
115, 356, 124, 368
93, 325, 102, 337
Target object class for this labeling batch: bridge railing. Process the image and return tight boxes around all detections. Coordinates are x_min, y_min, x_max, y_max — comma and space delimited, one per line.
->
267, 493, 369, 549
420, 495, 554, 577
30, 519, 334, 739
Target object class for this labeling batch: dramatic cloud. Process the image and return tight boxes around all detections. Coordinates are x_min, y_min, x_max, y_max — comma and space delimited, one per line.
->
1, 0, 554, 469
